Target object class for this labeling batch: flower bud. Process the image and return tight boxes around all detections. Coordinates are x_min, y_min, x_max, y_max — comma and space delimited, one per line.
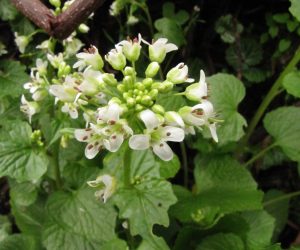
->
78, 24, 89, 33
58, 62, 71, 78
167, 63, 194, 84
122, 40, 141, 62
50, 0, 61, 8
142, 78, 153, 88
145, 62, 160, 78
135, 82, 145, 91
117, 84, 126, 93
159, 81, 174, 93
126, 97, 136, 107
152, 104, 165, 115
135, 104, 144, 111
123, 76, 134, 89
165, 111, 185, 127
123, 66, 135, 76
141, 95, 152, 106
14, 33, 31, 54
87, 175, 116, 203
102, 73, 117, 86
105, 46, 126, 71
149, 89, 158, 99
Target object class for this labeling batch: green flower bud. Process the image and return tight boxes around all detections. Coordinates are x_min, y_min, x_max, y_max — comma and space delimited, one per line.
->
126, 97, 136, 107
123, 92, 131, 99
151, 82, 161, 89
135, 104, 144, 111
159, 81, 174, 93
142, 78, 153, 88
135, 82, 145, 91
50, 0, 61, 8
58, 63, 71, 78
123, 76, 134, 89
141, 95, 152, 106
105, 47, 126, 71
102, 73, 118, 86
110, 97, 122, 104
78, 24, 89, 33
119, 39, 141, 62
117, 84, 126, 93
135, 95, 142, 103
123, 66, 135, 76
145, 62, 160, 78
152, 104, 165, 115
149, 89, 158, 99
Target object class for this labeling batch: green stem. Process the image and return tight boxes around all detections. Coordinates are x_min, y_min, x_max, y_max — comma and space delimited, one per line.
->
54, 145, 63, 189
238, 45, 300, 154
242, 143, 276, 168
264, 190, 300, 207
180, 142, 188, 187
123, 142, 131, 187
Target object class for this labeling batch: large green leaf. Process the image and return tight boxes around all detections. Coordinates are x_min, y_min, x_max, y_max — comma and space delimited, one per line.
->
105, 149, 177, 249
208, 73, 247, 145
0, 0, 18, 21
196, 233, 245, 250
290, 0, 300, 22
0, 121, 48, 181
0, 234, 37, 250
264, 107, 300, 162
282, 71, 300, 98
171, 156, 263, 227
0, 60, 29, 98
42, 186, 118, 250
241, 210, 275, 250
0, 216, 11, 242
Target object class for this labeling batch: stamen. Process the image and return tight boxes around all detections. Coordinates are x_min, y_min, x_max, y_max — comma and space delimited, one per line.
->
87, 144, 93, 149
160, 143, 164, 147
82, 136, 88, 140
111, 135, 117, 139
166, 132, 171, 136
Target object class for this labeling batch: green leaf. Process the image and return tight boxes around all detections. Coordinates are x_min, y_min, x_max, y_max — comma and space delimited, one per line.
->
105, 149, 177, 248
157, 153, 180, 179
102, 239, 128, 250
215, 15, 243, 44
264, 107, 300, 162
0, 234, 38, 250
0, 60, 29, 98
0, 0, 18, 21
264, 190, 290, 240
171, 156, 263, 227
243, 68, 268, 83
226, 39, 263, 68
241, 210, 275, 250
0, 121, 48, 182
208, 73, 247, 145
0, 216, 11, 242
43, 186, 118, 250
196, 233, 245, 250
162, 2, 189, 25
273, 13, 290, 23
282, 71, 300, 98
289, 0, 300, 22
10, 16, 35, 35
9, 180, 37, 206
156, 91, 187, 111
278, 39, 291, 52
154, 18, 185, 47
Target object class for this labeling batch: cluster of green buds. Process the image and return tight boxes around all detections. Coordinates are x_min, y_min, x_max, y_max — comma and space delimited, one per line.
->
21, 33, 219, 162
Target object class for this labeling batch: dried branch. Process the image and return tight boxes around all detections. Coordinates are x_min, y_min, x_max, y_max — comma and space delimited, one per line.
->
10, 0, 106, 40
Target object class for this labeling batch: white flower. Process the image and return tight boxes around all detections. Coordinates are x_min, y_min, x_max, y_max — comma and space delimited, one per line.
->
32, 59, 48, 76
61, 102, 79, 119
105, 45, 126, 70
47, 53, 64, 68
179, 100, 218, 142
184, 70, 208, 101
117, 34, 142, 62
23, 72, 47, 101
74, 45, 104, 71
142, 37, 178, 63
166, 63, 194, 84
49, 76, 79, 102
78, 67, 103, 95
20, 95, 40, 123
63, 33, 83, 57
14, 32, 31, 53
165, 111, 185, 127
36, 40, 51, 51
87, 174, 116, 203
127, 15, 139, 25
129, 109, 184, 161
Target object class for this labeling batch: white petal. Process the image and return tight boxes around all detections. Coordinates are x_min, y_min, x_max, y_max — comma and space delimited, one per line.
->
85, 143, 100, 159
69, 107, 78, 119
165, 111, 185, 127
74, 129, 92, 142
103, 134, 123, 152
164, 43, 178, 53
200, 70, 206, 85
209, 123, 218, 143
129, 134, 150, 150
159, 126, 185, 142
192, 100, 214, 115
139, 109, 160, 130
152, 142, 173, 161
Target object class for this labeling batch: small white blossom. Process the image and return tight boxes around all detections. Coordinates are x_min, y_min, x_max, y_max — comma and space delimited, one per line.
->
167, 63, 194, 84
74, 46, 104, 71
20, 95, 40, 123
142, 37, 178, 63
87, 174, 116, 203
129, 109, 184, 161
117, 34, 142, 62
127, 15, 139, 25
184, 70, 208, 101
47, 53, 64, 68
14, 32, 31, 53
105, 45, 126, 70
63, 33, 83, 57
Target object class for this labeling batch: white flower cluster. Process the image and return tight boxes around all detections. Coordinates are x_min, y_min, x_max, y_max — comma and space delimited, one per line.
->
21, 34, 218, 161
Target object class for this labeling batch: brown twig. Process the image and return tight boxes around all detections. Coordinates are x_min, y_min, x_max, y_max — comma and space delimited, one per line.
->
10, 0, 106, 40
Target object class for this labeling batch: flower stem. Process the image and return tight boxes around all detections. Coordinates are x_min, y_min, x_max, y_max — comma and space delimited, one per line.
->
242, 143, 276, 168
264, 190, 300, 207
123, 142, 131, 187
180, 142, 188, 187
237, 45, 300, 155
